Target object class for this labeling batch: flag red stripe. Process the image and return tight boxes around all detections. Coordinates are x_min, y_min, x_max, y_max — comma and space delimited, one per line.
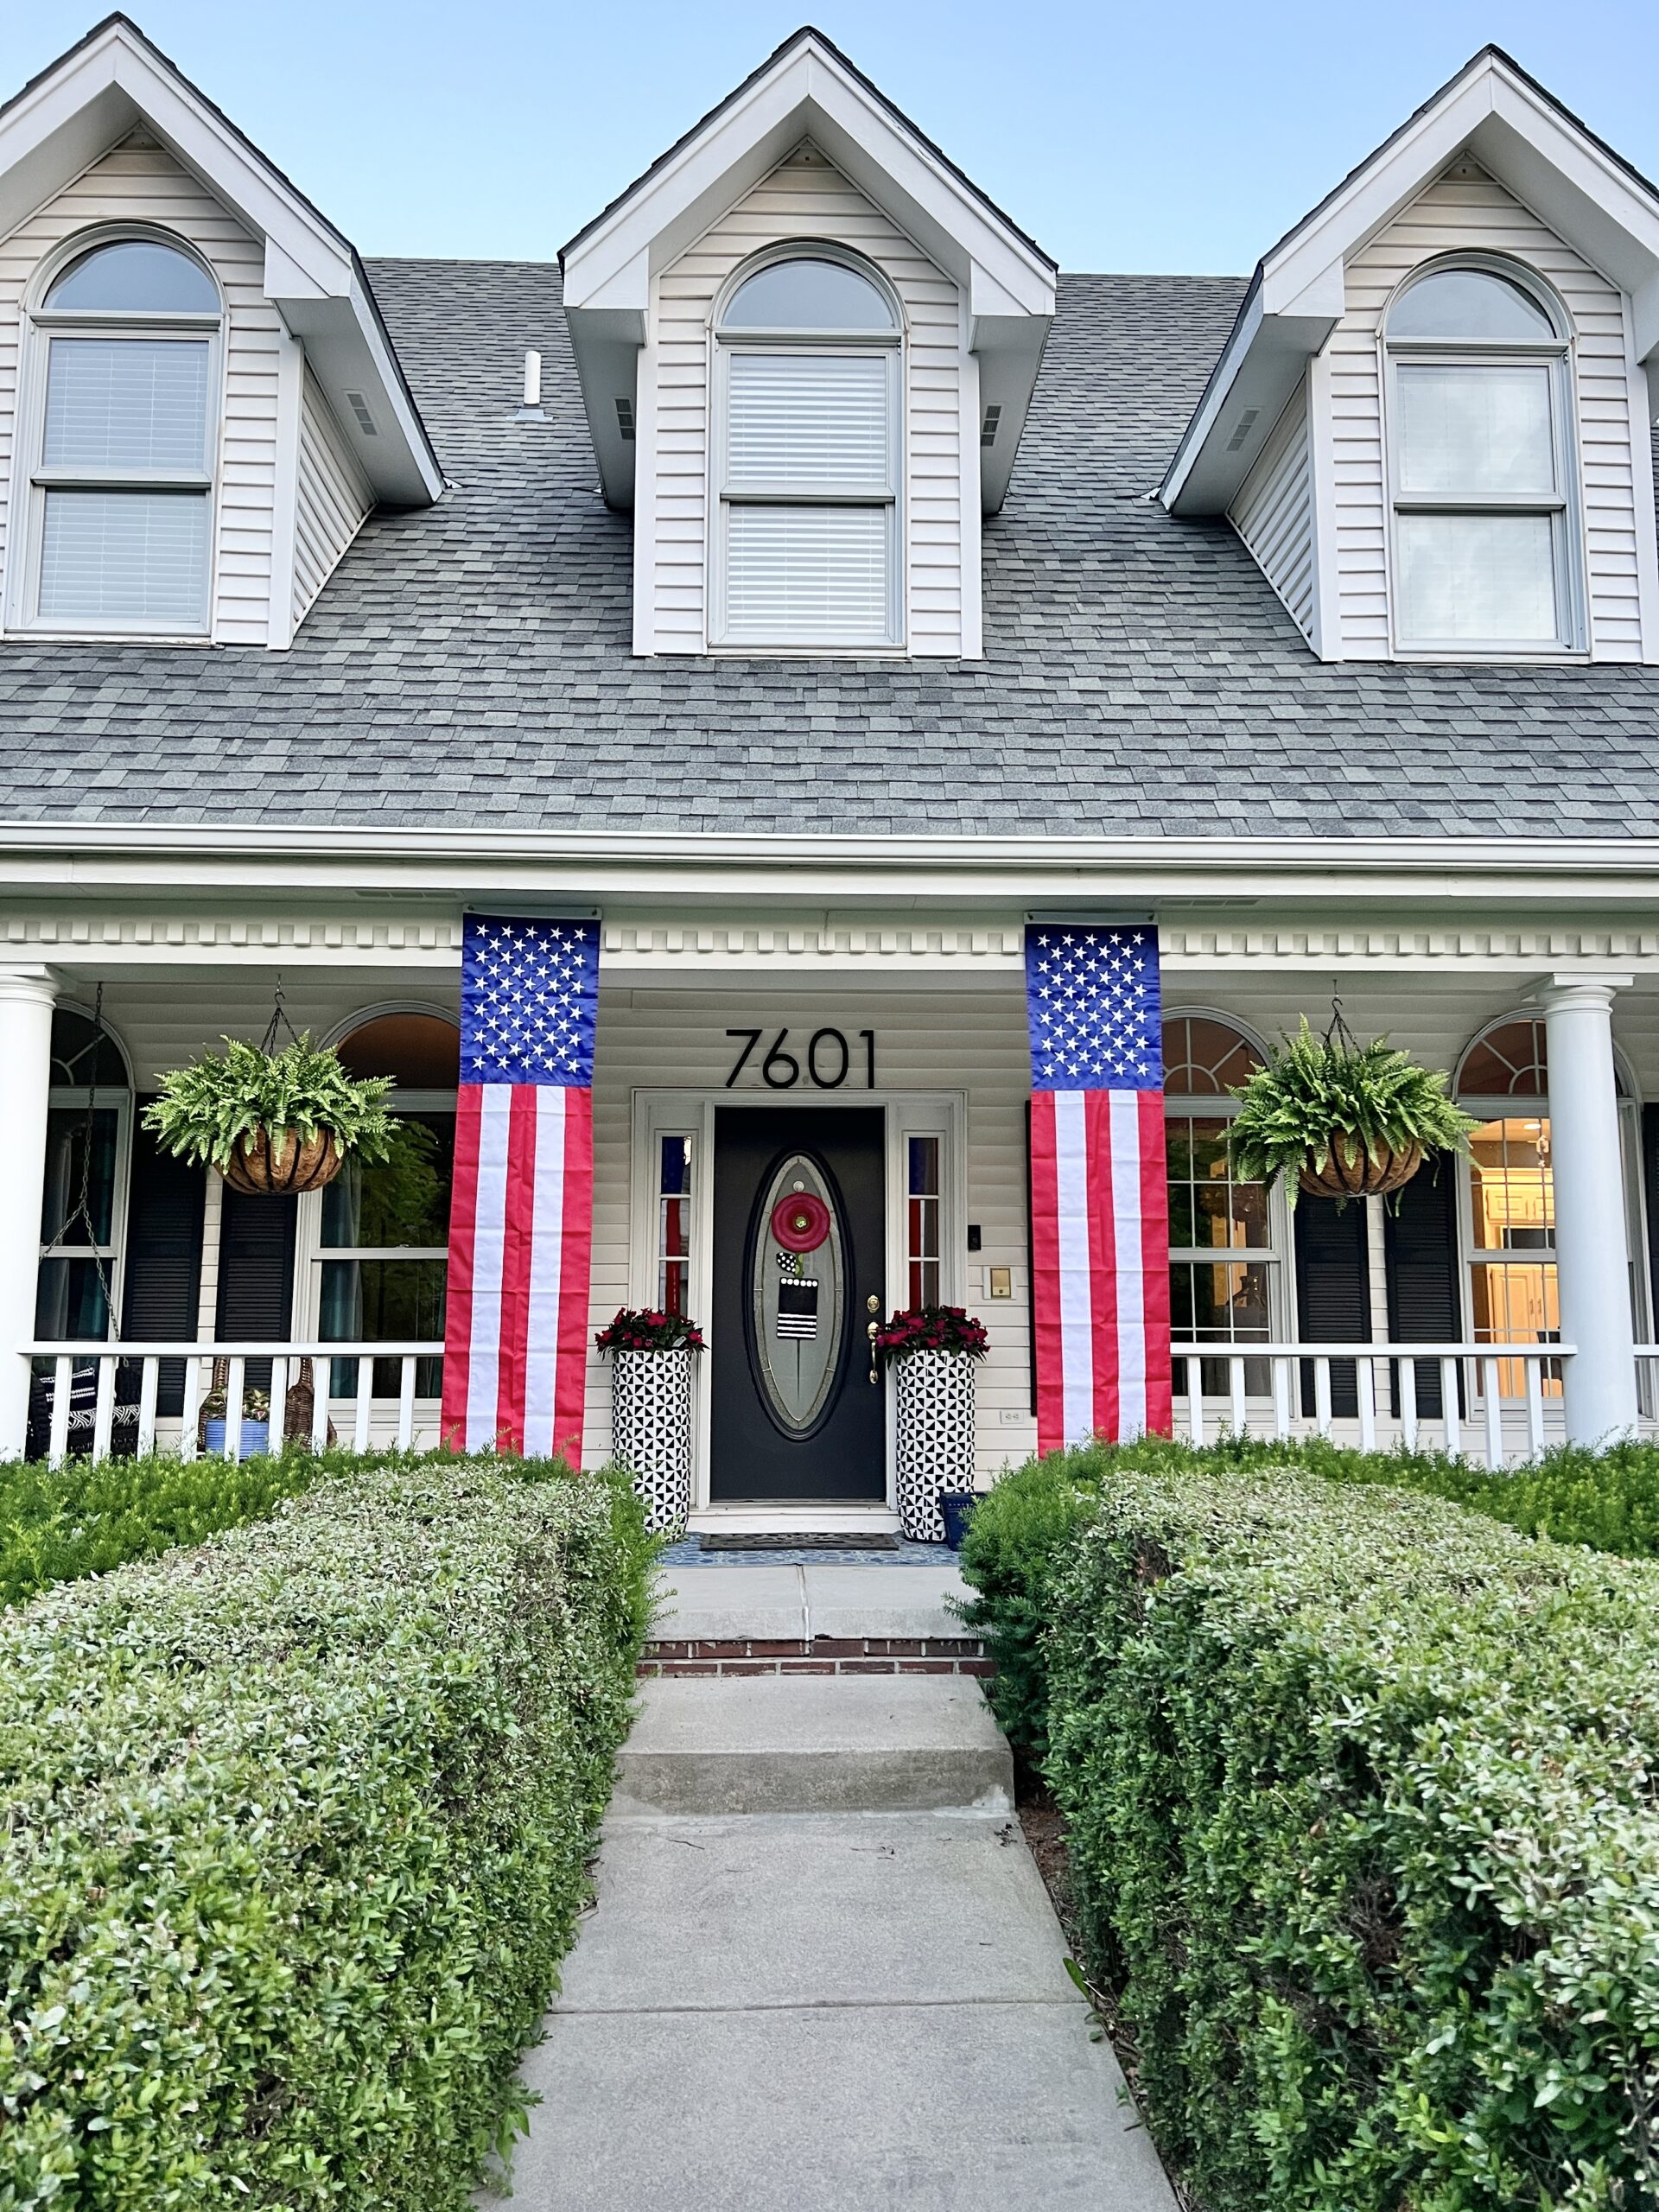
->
1136, 1090, 1173, 1435
1028, 1091, 1065, 1456
553, 1086, 594, 1465
440, 1084, 483, 1451
497, 1086, 539, 1451
1084, 1090, 1121, 1443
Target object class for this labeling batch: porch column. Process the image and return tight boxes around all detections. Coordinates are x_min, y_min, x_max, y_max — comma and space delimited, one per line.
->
1537, 975, 1637, 1446
0, 967, 56, 1459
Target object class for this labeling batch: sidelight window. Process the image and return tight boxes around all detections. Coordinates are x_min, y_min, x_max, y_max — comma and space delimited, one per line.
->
22, 235, 221, 636
1384, 260, 1580, 652
713, 251, 901, 649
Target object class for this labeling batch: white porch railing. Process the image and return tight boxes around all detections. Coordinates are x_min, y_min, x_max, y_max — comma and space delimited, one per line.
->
1171, 1341, 1577, 1469
23, 1341, 446, 1468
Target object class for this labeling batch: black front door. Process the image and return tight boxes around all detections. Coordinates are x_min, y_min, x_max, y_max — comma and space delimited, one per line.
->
710, 1107, 886, 1502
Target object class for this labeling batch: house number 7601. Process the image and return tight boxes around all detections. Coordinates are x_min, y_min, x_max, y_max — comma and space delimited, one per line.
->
724, 1027, 875, 1090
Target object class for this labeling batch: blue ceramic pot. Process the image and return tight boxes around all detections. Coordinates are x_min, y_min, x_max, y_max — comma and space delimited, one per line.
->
939, 1491, 976, 1551
203, 1418, 270, 1460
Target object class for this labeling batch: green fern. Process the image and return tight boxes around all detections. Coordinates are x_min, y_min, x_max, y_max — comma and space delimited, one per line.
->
1226, 1017, 1477, 1207
143, 1034, 399, 1171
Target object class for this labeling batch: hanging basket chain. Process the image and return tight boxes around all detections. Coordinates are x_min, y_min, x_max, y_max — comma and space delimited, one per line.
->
258, 976, 303, 1058
41, 981, 121, 1344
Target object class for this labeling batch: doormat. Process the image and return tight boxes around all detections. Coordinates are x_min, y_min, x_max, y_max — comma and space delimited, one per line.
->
698, 1531, 901, 1553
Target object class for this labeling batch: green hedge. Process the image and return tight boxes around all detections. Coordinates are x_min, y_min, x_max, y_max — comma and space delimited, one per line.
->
0, 1446, 334, 1609
997, 1460, 1659, 2210
956, 1435, 1659, 1758
1, 1459, 654, 2209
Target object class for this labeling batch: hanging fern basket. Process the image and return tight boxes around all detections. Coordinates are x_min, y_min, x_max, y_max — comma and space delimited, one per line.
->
219, 1126, 345, 1197
1297, 1135, 1423, 1203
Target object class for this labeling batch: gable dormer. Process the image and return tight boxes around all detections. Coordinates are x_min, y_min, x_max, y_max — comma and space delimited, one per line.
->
0, 17, 439, 650
560, 30, 1056, 659
1166, 48, 1659, 666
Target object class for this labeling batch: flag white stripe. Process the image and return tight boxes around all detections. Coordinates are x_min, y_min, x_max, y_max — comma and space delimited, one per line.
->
522, 1088, 568, 1459
1053, 1089, 1094, 1447
466, 1084, 512, 1451
1110, 1090, 1147, 1436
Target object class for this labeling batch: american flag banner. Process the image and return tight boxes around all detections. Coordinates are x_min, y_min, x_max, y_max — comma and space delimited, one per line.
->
441, 915, 599, 1459
1026, 924, 1172, 1452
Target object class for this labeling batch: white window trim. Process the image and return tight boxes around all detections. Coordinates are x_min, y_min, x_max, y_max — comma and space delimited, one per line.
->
1456, 1090, 1649, 1362
630, 1088, 963, 1519
1379, 253, 1586, 661
706, 245, 906, 653
37, 1086, 132, 1342
8, 226, 226, 644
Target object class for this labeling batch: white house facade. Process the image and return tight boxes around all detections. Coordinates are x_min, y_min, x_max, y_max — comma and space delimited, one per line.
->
3, 22, 1659, 1522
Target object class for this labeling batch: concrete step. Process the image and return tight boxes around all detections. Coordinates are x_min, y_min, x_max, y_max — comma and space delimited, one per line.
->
613, 1673, 1014, 1815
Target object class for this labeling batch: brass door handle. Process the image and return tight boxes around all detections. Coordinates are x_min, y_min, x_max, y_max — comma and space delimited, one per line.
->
867, 1319, 880, 1385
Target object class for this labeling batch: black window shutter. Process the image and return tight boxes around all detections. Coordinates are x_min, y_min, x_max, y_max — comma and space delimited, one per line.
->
1294, 1197, 1369, 1416
215, 1186, 298, 1391
123, 1103, 207, 1416
1383, 1163, 1462, 1417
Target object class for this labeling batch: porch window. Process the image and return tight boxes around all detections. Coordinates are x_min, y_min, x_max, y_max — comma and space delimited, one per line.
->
657, 1135, 694, 1314
1384, 261, 1580, 652
307, 1014, 458, 1397
36, 1007, 131, 1340
22, 235, 221, 636
712, 252, 901, 649
1457, 1014, 1644, 1395
1163, 1014, 1285, 1389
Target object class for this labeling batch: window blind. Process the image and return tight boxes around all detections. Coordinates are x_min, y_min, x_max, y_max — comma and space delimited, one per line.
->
725, 504, 890, 644
39, 490, 209, 626
43, 338, 210, 474
728, 353, 890, 489
1395, 511, 1557, 642
1396, 362, 1554, 499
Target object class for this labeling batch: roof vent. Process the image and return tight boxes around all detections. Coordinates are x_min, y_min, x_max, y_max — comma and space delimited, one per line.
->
615, 396, 636, 443
345, 391, 378, 437
516, 349, 546, 422
1224, 408, 1260, 454
981, 403, 1002, 448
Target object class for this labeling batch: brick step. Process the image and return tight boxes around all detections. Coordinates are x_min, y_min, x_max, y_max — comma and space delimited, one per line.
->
640, 1632, 988, 1677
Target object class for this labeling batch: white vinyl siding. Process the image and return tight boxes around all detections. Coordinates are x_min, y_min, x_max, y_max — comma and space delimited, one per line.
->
292, 368, 372, 625
0, 142, 281, 645
1330, 165, 1647, 660
649, 146, 965, 656
1229, 378, 1315, 643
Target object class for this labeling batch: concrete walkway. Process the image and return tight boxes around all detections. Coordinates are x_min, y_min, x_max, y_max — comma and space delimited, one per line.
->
498, 1660, 1178, 2210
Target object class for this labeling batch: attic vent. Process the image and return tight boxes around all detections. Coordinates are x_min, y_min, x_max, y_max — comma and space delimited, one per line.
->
345, 391, 378, 437
1224, 408, 1261, 453
615, 396, 636, 442
981, 404, 1002, 448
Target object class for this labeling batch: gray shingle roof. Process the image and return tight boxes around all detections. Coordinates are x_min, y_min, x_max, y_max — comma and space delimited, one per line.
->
2, 257, 1657, 839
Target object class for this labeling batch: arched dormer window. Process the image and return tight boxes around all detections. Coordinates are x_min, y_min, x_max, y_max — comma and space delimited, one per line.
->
21, 234, 221, 638
712, 251, 901, 650
1384, 259, 1579, 653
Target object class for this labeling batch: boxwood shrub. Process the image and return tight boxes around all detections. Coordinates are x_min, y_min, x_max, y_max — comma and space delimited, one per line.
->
1039, 1465, 1659, 2211
1, 1459, 654, 2209
956, 1435, 1659, 1758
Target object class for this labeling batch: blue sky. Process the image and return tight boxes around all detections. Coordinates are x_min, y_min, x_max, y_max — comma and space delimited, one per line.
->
14, 2, 1659, 272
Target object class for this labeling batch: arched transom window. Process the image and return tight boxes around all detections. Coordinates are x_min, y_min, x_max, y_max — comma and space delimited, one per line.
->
22, 235, 221, 636
1385, 260, 1578, 652
713, 251, 901, 650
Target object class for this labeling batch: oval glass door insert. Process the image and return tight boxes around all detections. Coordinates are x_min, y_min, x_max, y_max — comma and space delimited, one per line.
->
752, 1152, 845, 1433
